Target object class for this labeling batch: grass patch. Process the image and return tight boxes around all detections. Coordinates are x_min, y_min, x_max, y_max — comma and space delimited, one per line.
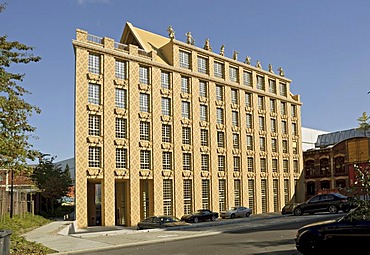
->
0, 213, 55, 255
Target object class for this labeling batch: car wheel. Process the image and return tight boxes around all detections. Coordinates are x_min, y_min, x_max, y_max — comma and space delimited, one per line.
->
193, 217, 199, 223
299, 233, 320, 255
294, 207, 303, 216
211, 215, 216, 221
328, 205, 338, 214
246, 212, 251, 217
230, 214, 235, 219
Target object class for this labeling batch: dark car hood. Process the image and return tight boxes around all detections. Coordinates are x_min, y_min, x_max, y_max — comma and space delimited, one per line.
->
181, 214, 193, 219
298, 219, 337, 233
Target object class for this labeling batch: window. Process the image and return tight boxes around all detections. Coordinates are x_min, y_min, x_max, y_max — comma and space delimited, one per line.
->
258, 96, 265, 110
217, 108, 224, 124
272, 159, 278, 172
219, 180, 226, 212
139, 66, 149, 84
161, 71, 170, 89
162, 97, 171, 116
282, 140, 288, 153
183, 180, 193, 215
115, 60, 126, 79
284, 180, 289, 205
281, 120, 287, 134
232, 111, 239, 127
270, 99, 276, 113
115, 88, 127, 109
260, 137, 266, 151
245, 93, 252, 107
116, 148, 127, 169
260, 158, 266, 172
246, 135, 253, 150
140, 150, 151, 169
233, 133, 240, 149
291, 105, 297, 117
248, 179, 255, 212
281, 102, 287, 115
88, 83, 100, 105
283, 159, 289, 173
163, 179, 173, 216
273, 179, 279, 211
269, 79, 276, 94
199, 80, 207, 97
88, 114, 100, 136
271, 118, 277, 132
201, 154, 209, 171
246, 113, 253, 129
271, 138, 277, 152
182, 127, 191, 145
292, 123, 297, 136
234, 156, 240, 171
247, 157, 254, 172
88, 53, 100, 74
217, 131, 225, 148
293, 160, 299, 173
162, 124, 171, 143
216, 85, 223, 101
261, 180, 267, 213
234, 180, 241, 207
218, 155, 225, 171
179, 50, 190, 69
202, 180, 210, 209
259, 116, 265, 131
200, 129, 208, 146
231, 89, 238, 104
140, 93, 150, 112
115, 118, 127, 138
181, 76, 190, 94
182, 101, 190, 119
183, 153, 191, 171
162, 152, 172, 170
293, 141, 298, 154
243, 71, 252, 86
88, 146, 101, 168
200, 105, 208, 121
140, 121, 150, 141
229, 66, 238, 82
257, 75, 265, 90
214, 62, 224, 78
280, 82, 287, 96
198, 56, 208, 74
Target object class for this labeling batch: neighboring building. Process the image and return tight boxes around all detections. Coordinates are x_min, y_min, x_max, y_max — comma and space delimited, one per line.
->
301, 127, 328, 151
73, 22, 303, 228
303, 129, 370, 199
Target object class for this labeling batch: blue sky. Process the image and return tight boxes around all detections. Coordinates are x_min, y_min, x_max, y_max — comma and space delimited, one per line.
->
1, 0, 369, 161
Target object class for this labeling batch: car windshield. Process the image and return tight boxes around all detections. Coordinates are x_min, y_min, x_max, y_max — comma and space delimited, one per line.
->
229, 207, 237, 211
160, 216, 180, 222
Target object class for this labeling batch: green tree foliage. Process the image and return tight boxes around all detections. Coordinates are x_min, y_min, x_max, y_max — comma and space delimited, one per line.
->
31, 155, 72, 214
0, 3, 41, 174
357, 112, 370, 137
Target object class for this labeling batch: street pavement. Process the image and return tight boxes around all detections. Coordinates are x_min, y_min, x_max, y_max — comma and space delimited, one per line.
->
23, 212, 287, 255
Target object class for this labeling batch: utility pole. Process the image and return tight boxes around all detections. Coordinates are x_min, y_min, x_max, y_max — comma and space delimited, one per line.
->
10, 170, 14, 218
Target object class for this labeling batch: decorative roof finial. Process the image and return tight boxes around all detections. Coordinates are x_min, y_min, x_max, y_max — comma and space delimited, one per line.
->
167, 26, 175, 40
256, 60, 262, 69
268, 64, 274, 73
244, 56, 251, 65
204, 38, 212, 51
220, 45, 225, 56
278, 67, 285, 77
233, 51, 239, 61
186, 32, 194, 45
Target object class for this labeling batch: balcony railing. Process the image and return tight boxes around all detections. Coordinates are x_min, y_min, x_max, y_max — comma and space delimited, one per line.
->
87, 34, 103, 44
114, 42, 128, 51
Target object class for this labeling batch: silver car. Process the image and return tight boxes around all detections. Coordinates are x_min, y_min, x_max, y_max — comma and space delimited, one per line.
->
221, 206, 252, 219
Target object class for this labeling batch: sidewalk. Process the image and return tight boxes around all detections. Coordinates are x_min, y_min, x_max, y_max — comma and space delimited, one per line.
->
23, 212, 284, 254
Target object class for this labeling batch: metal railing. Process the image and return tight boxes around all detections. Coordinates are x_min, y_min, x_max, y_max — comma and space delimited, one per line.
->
87, 34, 103, 44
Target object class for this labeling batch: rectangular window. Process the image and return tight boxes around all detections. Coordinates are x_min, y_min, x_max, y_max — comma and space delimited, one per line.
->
88, 114, 100, 136
216, 108, 224, 124
233, 156, 240, 171
272, 159, 278, 172
214, 62, 224, 78
88, 146, 101, 168
271, 118, 277, 133
183, 180, 193, 215
232, 111, 239, 127
248, 179, 255, 213
261, 179, 267, 213
161, 71, 170, 89
183, 153, 191, 171
233, 133, 240, 149
292, 123, 297, 136
282, 140, 288, 153
280, 82, 287, 96
259, 116, 265, 131
247, 157, 254, 172
140, 150, 151, 169
199, 80, 207, 97
246, 113, 253, 129
231, 89, 238, 104
116, 148, 127, 169
162, 151, 172, 170
140, 121, 150, 141
200, 129, 208, 146
283, 159, 289, 173
269, 79, 276, 94
182, 127, 191, 145
246, 135, 253, 150
234, 180, 241, 207
217, 131, 224, 148
115, 60, 126, 79
179, 50, 190, 69
291, 105, 297, 117
219, 180, 226, 212
201, 154, 209, 171
243, 71, 252, 86
282, 120, 287, 134
163, 179, 173, 216
115, 118, 127, 138
200, 105, 208, 121
258, 96, 265, 110
293, 141, 298, 154
270, 99, 276, 113
216, 85, 223, 101
88, 83, 100, 105
245, 93, 252, 107
218, 155, 225, 171
273, 179, 279, 212
260, 137, 266, 151
139, 66, 149, 84
281, 102, 287, 115
271, 138, 277, 152
140, 93, 150, 112
162, 97, 171, 116
88, 53, 100, 74
181, 76, 190, 94
293, 160, 299, 173
229, 66, 238, 82
202, 180, 210, 209
260, 158, 266, 172
182, 101, 190, 119
162, 124, 171, 143
284, 179, 289, 205
198, 56, 208, 74
257, 75, 265, 90
115, 88, 127, 109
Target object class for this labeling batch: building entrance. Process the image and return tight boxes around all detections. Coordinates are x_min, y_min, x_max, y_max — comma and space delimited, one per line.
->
140, 180, 153, 220
87, 181, 102, 226
115, 181, 128, 226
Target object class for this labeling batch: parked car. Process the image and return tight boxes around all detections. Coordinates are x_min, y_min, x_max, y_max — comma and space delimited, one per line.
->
181, 209, 219, 223
293, 193, 352, 216
295, 204, 370, 254
220, 206, 252, 219
137, 215, 188, 230
281, 203, 298, 215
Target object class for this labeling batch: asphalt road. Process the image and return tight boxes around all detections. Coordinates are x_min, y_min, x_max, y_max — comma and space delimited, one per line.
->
84, 213, 342, 255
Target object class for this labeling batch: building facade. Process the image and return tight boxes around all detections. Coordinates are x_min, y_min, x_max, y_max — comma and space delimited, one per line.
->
73, 23, 303, 228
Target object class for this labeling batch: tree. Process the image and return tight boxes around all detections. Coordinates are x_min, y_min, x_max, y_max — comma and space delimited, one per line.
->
357, 112, 370, 137
31, 155, 72, 214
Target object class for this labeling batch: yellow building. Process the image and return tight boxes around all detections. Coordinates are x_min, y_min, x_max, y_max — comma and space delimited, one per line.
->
73, 22, 303, 228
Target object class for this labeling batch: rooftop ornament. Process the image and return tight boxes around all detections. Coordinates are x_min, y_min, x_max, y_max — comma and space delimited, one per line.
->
244, 56, 251, 65
186, 32, 195, 45
278, 67, 285, 77
167, 26, 175, 40
233, 51, 239, 61
220, 45, 225, 56
256, 60, 262, 69
204, 38, 212, 51
268, 64, 274, 73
